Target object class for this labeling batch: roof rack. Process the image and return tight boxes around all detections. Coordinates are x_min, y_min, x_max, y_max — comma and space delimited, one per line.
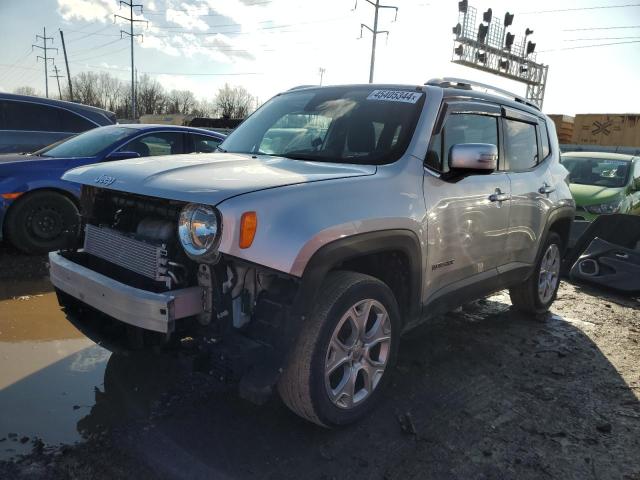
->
288, 85, 317, 91
425, 77, 540, 111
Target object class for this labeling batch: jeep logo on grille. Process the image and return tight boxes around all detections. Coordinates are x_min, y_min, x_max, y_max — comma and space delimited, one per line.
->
94, 174, 116, 186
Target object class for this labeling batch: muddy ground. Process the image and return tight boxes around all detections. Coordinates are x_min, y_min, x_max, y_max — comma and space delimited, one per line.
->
0, 244, 639, 480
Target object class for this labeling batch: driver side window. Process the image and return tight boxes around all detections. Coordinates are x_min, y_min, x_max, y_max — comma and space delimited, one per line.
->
426, 113, 499, 173
118, 132, 185, 158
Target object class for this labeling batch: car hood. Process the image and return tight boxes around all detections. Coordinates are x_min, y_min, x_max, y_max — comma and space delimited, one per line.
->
62, 153, 377, 204
569, 183, 624, 206
0, 153, 52, 165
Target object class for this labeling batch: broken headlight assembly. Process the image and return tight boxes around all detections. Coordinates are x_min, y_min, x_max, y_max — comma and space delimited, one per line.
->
178, 203, 221, 261
584, 199, 623, 214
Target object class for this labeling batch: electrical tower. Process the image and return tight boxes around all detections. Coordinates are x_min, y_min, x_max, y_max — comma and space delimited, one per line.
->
357, 0, 398, 83
319, 67, 326, 86
32, 28, 58, 98
50, 65, 64, 100
115, 1, 147, 119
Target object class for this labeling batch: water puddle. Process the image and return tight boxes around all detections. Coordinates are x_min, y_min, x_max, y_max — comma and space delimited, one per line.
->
0, 292, 111, 460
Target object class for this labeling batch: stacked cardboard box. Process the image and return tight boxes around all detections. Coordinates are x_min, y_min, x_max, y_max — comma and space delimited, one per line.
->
572, 114, 640, 147
548, 115, 574, 144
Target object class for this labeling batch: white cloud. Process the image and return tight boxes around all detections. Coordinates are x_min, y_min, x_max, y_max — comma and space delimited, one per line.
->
165, 7, 209, 31
57, 0, 117, 22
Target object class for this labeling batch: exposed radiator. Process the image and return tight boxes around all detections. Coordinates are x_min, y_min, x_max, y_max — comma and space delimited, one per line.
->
83, 224, 169, 284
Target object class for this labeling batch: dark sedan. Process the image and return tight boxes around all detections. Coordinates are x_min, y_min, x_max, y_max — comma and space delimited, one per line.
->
0, 124, 225, 253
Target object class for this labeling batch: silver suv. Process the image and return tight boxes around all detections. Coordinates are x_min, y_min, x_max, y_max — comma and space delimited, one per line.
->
50, 78, 575, 426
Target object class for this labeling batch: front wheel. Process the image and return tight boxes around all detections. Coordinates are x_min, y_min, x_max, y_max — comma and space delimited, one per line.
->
509, 232, 563, 315
278, 271, 400, 427
5, 191, 79, 254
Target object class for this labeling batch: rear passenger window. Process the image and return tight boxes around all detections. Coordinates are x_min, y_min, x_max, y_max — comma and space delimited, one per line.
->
504, 119, 538, 171
3, 100, 61, 131
59, 109, 95, 133
539, 121, 551, 159
427, 113, 499, 172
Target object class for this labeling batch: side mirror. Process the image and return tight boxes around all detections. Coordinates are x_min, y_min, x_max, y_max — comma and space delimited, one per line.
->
105, 151, 141, 161
449, 143, 498, 172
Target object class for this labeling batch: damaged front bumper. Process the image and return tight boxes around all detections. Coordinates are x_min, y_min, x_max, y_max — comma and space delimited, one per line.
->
49, 251, 205, 333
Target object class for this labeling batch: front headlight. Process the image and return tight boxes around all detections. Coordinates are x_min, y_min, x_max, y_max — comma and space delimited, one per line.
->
178, 203, 221, 260
584, 199, 623, 214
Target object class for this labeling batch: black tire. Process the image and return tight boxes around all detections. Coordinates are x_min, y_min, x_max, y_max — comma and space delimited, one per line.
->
5, 191, 79, 254
509, 232, 563, 315
278, 271, 401, 427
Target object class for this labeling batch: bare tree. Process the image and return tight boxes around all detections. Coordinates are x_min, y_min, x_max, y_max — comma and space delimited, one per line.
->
214, 83, 256, 119
166, 89, 196, 115
13, 86, 40, 97
137, 74, 166, 115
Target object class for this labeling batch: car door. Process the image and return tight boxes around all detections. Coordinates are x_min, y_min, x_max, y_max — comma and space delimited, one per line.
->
189, 133, 223, 153
422, 102, 511, 300
500, 108, 554, 269
117, 131, 186, 158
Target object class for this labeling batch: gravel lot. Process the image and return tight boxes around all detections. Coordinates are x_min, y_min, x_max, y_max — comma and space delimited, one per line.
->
0, 245, 639, 480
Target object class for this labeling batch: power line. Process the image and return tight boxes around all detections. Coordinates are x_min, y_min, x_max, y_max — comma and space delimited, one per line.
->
50, 65, 64, 99
521, 3, 640, 14
540, 39, 640, 52
115, 0, 147, 119
65, 24, 115, 42
564, 36, 640, 41
71, 45, 131, 63
357, 0, 398, 83
32, 27, 58, 98
563, 25, 640, 31
141, 70, 264, 76
68, 38, 124, 57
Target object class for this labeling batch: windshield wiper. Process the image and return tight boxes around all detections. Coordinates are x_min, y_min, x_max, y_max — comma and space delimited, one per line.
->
215, 145, 227, 153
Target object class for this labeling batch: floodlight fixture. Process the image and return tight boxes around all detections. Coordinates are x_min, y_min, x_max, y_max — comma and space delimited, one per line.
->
458, 0, 468, 13
499, 59, 509, 70
476, 51, 487, 63
482, 8, 492, 23
526, 41, 536, 56
454, 44, 464, 56
504, 12, 514, 27
504, 32, 515, 51
477, 24, 488, 43
453, 23, 462, 36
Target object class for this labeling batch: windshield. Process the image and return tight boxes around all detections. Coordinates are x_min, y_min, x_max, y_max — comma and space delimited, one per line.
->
35, 126, 134, 158
561, 156, 631, 188
220, 86, 425, 165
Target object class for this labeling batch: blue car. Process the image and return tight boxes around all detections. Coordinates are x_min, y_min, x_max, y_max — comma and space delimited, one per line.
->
0, 124, 225, 253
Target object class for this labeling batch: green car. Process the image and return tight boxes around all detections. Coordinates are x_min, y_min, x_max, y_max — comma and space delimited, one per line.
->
560, 152, 640, 221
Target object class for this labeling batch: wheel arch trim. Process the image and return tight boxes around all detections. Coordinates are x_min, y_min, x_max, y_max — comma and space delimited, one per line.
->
293, 229, 423, 325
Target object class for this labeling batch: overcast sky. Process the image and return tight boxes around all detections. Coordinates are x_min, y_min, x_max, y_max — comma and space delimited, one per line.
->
0, 0, 639, 115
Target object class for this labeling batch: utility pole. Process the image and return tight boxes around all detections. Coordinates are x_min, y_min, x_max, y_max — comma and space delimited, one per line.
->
32, 27, 58, 98
319, 67, 326, 86
50, 65, 64, 100
357, 0, 398, 83
59, 30, 73, 101
115, 1, 146, 119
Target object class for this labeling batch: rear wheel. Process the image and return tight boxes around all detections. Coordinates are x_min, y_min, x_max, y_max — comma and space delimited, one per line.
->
5, 191, 79, 254
509, 232, 563, 315
278, 271, 400, 427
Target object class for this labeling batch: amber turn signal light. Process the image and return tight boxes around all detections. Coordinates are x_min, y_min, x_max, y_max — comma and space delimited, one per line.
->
1, 193, 23, 200
239, 211, 257, 249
